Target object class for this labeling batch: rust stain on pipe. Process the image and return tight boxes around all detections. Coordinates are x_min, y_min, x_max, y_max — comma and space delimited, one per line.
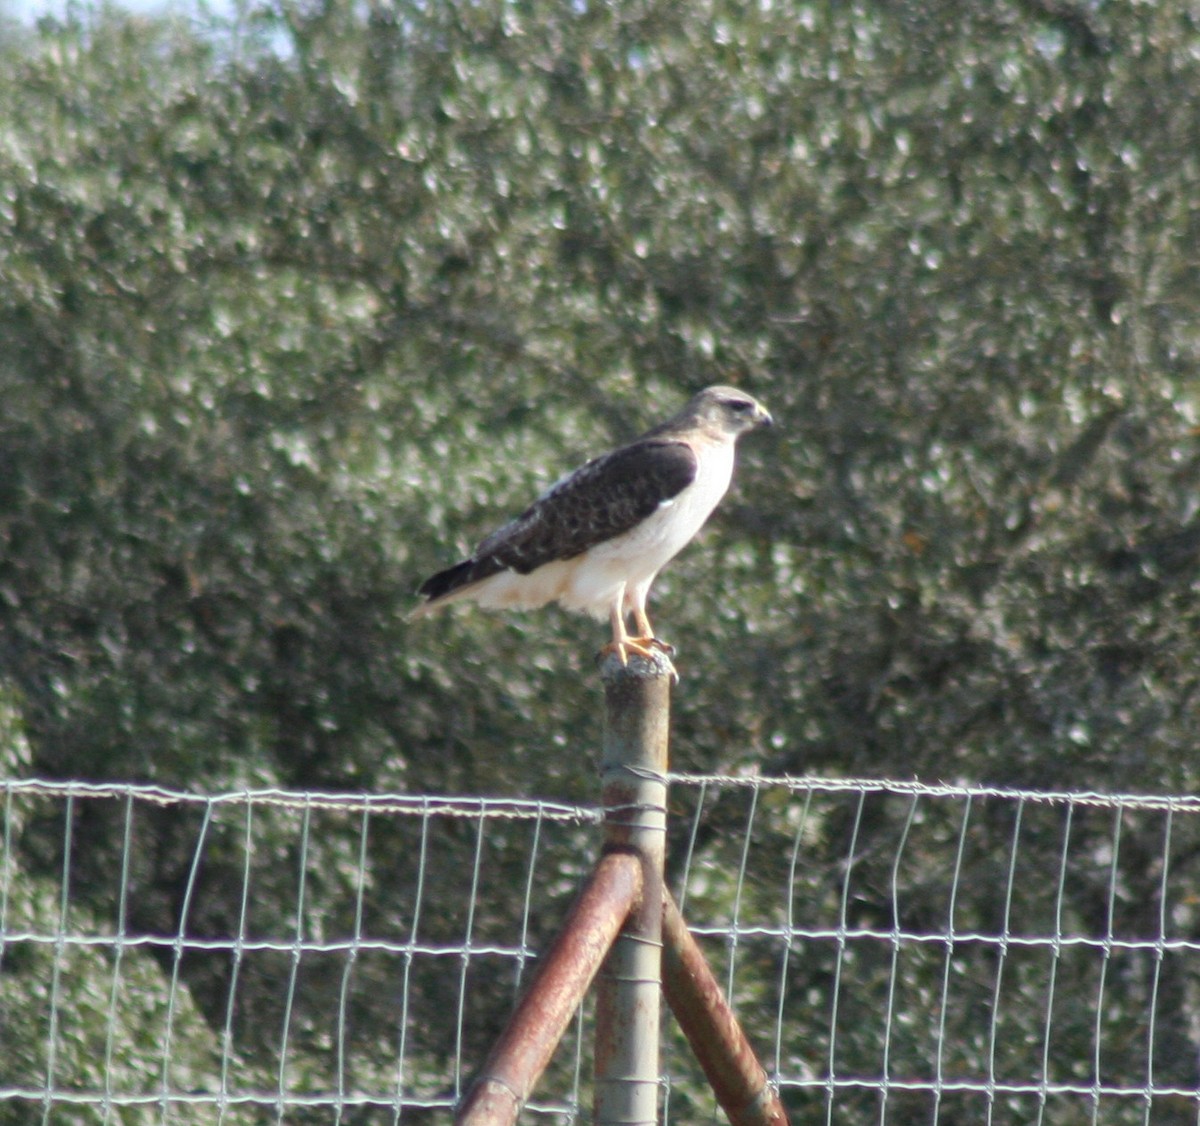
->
661, 890, 790, 1126
455, 850, 643, 1126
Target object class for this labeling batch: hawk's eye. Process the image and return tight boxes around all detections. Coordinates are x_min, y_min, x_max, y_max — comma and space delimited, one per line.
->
729, 398, 753, 413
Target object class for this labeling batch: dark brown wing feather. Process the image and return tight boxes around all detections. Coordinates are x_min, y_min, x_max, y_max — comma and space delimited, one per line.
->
416, 439, 697, 603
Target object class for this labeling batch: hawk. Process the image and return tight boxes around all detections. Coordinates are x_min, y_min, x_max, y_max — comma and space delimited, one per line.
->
410, 386, 772, 665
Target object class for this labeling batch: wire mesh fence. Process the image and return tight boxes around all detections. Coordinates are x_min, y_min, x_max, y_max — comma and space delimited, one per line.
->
2, 775, 1200, 1124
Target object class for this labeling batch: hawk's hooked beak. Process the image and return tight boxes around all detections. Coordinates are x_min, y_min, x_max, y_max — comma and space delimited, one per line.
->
755, 404, 774, 429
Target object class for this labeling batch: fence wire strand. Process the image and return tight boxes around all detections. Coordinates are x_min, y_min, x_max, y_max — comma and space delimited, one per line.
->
3, 777, 1200, 1124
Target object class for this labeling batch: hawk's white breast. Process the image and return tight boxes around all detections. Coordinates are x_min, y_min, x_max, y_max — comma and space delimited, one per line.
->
557, 437, 736, 618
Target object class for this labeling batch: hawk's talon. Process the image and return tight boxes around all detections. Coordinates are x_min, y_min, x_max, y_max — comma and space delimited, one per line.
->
597, 637, 679, 683
598, 637, 660, 665
624, 635, 663, 659
631, 635, 677, 659
635, 637, 678, 682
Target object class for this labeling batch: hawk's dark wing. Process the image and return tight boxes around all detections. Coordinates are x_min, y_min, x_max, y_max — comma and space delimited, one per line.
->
416, 439, 697, 603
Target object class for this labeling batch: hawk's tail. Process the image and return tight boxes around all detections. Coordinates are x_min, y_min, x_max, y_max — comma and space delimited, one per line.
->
408, 556, 504, 619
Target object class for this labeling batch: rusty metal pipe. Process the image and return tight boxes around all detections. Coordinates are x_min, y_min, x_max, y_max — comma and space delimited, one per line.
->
456, 850, 643, 1126
661, 889, 791, 1126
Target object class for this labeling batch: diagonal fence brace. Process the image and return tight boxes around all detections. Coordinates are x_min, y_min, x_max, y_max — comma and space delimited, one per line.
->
661, 889, 790, 1126
456, 850, 643, 1125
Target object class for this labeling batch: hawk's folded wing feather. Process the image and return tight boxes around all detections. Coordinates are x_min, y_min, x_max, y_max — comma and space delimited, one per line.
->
417, 439, 697, 603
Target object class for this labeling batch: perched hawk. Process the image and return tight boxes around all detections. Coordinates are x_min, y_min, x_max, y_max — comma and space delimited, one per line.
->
410, 386, 772, 665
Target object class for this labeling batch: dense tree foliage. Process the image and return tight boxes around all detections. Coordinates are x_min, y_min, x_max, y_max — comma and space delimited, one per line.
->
2, 0, 1200, 1120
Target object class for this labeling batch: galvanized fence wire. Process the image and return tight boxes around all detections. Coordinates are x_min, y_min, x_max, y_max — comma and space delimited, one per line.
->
0, 781, 598, 1124
3, 776, 1200, 1124
668, 774, 1200, 1125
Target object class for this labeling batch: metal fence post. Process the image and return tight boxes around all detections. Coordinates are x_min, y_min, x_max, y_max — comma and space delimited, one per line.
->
594, 650, 672, 1125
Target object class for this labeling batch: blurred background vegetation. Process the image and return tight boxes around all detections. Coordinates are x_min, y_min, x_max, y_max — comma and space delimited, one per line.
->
2, 0, 1199, 1120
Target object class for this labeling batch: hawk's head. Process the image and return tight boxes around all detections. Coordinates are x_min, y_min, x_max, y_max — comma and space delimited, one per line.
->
687, 385, 773, 439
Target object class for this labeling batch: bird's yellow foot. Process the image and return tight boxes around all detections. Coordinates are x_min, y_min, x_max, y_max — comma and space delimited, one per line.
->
596, 637, 679, 683
598, 637, 661, 665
